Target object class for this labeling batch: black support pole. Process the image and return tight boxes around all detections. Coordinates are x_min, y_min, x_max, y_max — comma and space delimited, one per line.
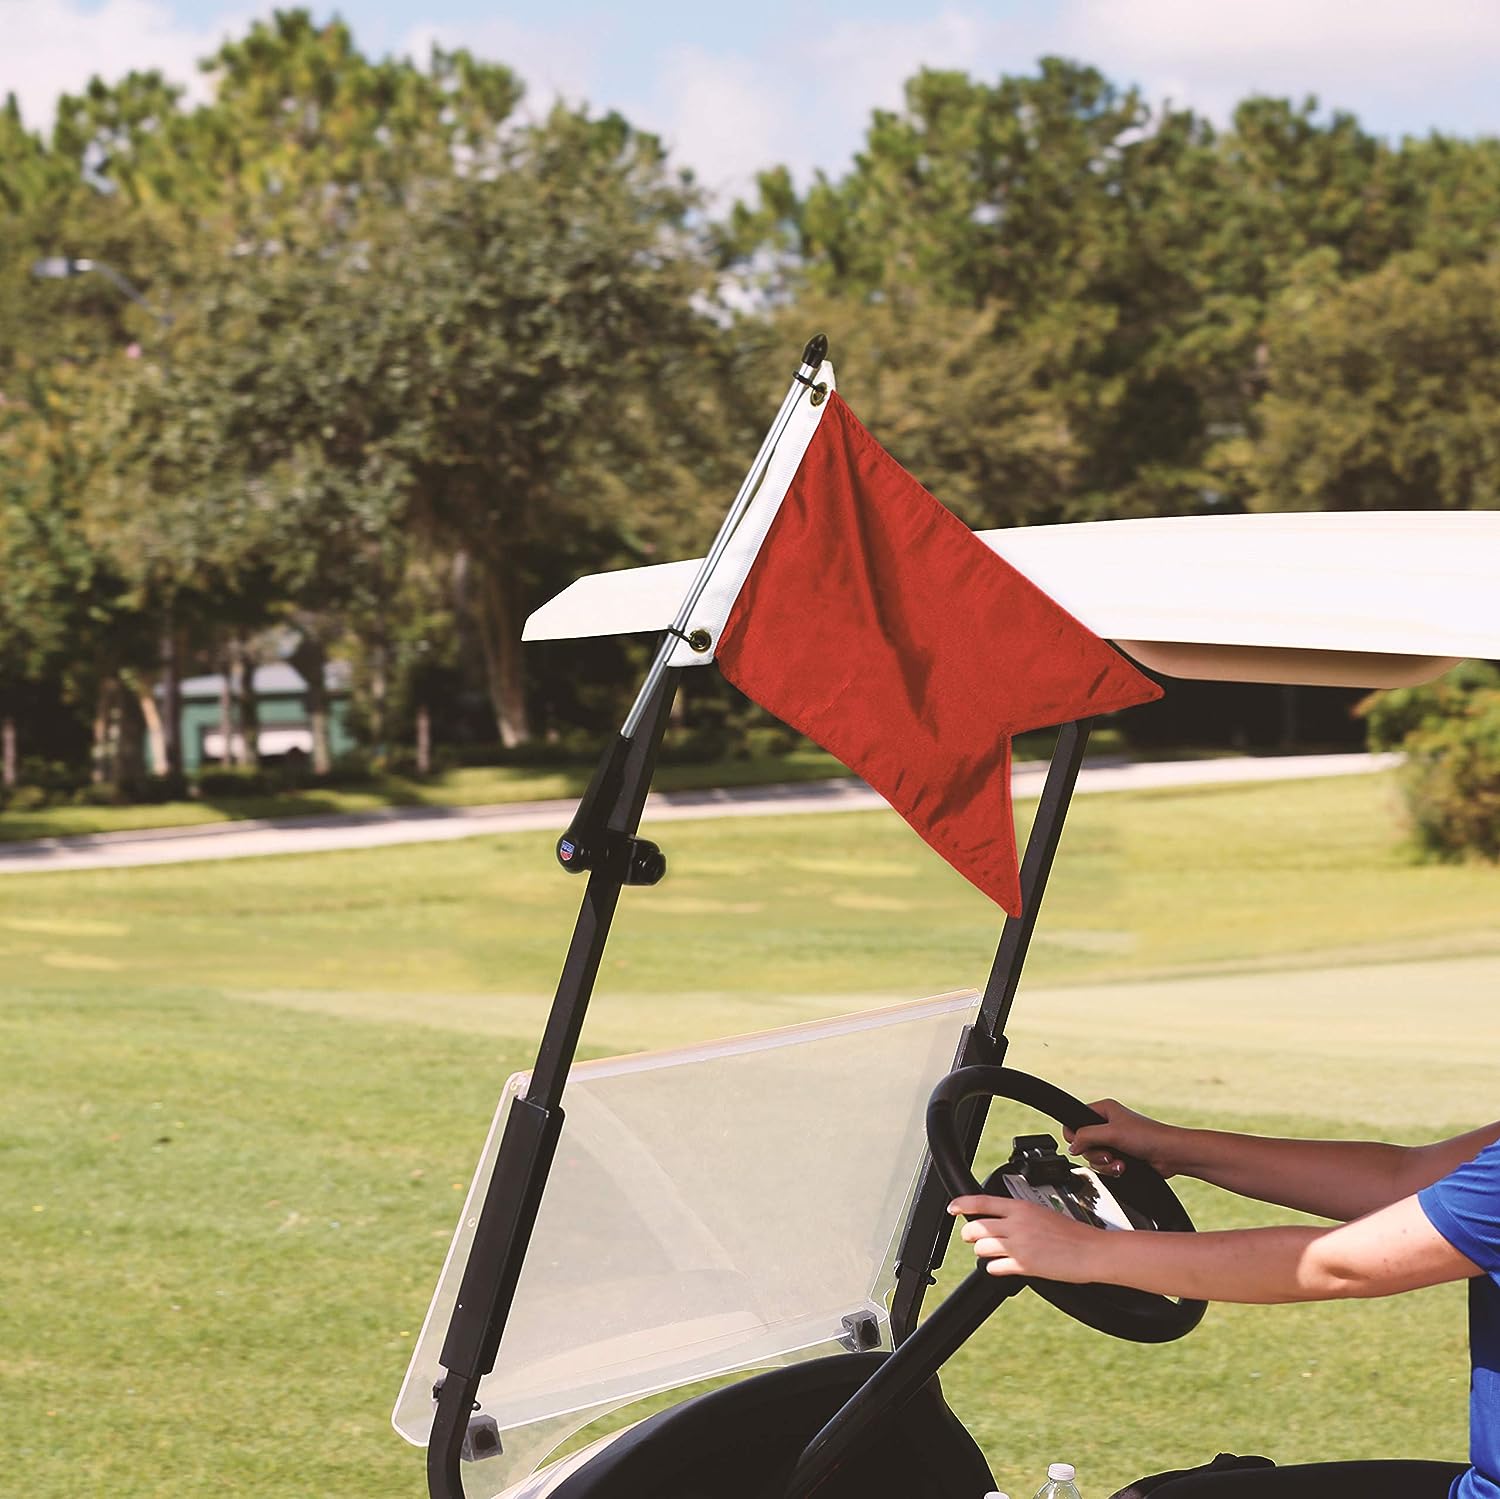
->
887, 718, 1093, 1344
976, 718, 1094, 1045
788, 1262, 1025, 1499
427, 668, 682, 1499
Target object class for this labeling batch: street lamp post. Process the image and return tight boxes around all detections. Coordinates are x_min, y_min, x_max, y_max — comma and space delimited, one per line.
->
31, 254, 183, 783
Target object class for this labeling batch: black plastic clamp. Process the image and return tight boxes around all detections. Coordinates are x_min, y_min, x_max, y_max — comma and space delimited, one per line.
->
837, 1310, 881, 1353
461, 1415, 502, 1463
432, 1379, 504, 1464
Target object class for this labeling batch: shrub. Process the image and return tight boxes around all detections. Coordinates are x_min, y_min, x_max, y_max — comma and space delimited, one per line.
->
1357, 660, 1500, 751
658, 724, 734, 765
738, 725, 799, 760
1396, 689, 1500, 862
4, 784, 51, 812
137, 774, 186, 804
195, 766, 274, 799
452, 736, 596, 770
321, 751, 377, 788
73, 783, 125, 807
17, 756, 83, 796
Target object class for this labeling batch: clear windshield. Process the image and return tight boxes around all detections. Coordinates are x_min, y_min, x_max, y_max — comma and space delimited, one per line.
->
393, 990, 981, 1497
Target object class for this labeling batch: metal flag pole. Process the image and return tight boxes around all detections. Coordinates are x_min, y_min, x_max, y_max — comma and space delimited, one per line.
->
624, 332, 828, 737
552, 333, 828, 876
426, 335, 829, 1499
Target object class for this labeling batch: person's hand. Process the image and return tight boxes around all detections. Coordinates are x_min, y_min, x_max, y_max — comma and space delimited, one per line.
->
1064, 1098, 1187, 1179
948, 1194, 1103, 1282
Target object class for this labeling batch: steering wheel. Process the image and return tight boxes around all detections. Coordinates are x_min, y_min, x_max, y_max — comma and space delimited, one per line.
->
927, 1065, 1206, 1344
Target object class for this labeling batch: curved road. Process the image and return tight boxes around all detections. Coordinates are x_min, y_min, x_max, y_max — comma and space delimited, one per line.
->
0, 752, 1399, 875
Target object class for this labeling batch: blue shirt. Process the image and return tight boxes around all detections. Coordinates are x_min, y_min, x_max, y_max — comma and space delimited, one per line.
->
1419, 1136, 1500, 1499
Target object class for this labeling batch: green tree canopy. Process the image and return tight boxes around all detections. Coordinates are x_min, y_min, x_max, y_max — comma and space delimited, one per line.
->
1253, 253, 1500, 512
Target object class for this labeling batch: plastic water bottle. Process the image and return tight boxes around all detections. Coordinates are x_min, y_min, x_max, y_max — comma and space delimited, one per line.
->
1033, 1462, 1082, 1499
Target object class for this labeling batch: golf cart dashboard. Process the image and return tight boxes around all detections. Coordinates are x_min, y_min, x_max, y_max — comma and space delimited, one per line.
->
998, 1133, 1139, 1233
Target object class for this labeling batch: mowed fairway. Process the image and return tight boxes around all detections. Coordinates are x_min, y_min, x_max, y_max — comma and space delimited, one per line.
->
3, 769, 1498, 1497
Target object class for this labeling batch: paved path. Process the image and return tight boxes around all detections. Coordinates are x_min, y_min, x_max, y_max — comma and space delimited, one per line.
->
0, 751, 1400, 875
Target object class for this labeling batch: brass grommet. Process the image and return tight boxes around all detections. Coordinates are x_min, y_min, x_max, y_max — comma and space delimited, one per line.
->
809, 382, 828, 407
687, 628, 712, 653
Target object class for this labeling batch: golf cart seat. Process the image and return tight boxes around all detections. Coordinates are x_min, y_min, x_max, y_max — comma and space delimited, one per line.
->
543, 1353, 991, 1499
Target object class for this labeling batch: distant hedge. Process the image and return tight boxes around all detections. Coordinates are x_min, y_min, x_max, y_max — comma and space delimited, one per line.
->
1360, 663, 1500, 861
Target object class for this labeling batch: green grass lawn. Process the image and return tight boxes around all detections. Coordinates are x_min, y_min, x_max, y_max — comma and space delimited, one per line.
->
2, 769, 1497, 1497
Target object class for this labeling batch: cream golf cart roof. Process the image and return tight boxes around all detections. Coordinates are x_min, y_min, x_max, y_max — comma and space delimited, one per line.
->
525, 510, 1500, 688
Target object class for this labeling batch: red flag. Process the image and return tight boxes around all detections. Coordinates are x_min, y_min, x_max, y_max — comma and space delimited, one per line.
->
714, 393, 1160, 915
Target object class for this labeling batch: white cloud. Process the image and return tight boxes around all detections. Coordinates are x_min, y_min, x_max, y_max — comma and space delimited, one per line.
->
1070, 0, 1500, 69
650, 48, 792, 197
812, 8, 990, 123
1060, 0, 1500, 127
398, 18, 601, 119
645, 10, 1038, 201
0, 0, 263, 134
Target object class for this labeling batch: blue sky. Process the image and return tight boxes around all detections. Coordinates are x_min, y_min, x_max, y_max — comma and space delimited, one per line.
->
6, 1, 1500, 200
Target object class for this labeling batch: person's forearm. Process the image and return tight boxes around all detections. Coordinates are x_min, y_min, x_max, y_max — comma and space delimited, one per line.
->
1079, 1218, 1445, 1305
959, 1188, 1478, 1298
1172, 1121, 1500, 1220
1171, 1131, 1416, 1220
1083, 1224, 1340, 1303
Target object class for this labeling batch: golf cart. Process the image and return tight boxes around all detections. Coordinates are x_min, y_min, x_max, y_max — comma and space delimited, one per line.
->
394, 338, 1500, 1499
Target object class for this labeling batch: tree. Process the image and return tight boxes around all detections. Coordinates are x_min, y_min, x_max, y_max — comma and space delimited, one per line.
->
72, 16, 730, 751
788, 61, 1158, 311
730, 62, 1238, 521
1252, 254, 1500, 512
0, 360, 155, 792
730, 68, 1500, 527
366, 106, 719, 743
